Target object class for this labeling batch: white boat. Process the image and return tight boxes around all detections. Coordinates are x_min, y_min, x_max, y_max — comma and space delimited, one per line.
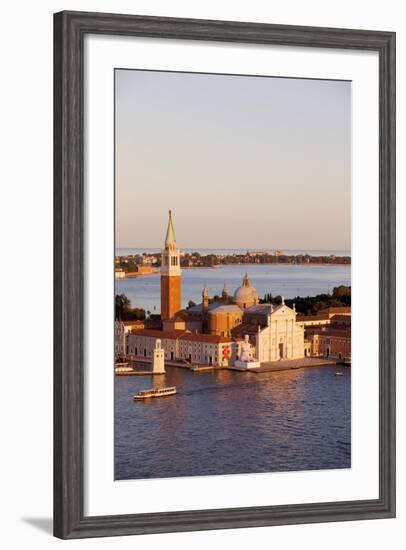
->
335, 372, 344, 377
115, 364, 133, 374
134, 386, 177, 400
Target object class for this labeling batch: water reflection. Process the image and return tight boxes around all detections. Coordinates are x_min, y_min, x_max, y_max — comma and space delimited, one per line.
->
115, 365, 351, 480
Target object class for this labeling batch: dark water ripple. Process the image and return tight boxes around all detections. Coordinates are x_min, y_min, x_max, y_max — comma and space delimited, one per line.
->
115, 366, 351, 480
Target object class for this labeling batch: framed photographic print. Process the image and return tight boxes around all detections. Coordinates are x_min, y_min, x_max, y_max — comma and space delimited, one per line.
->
54, 11, 396, 539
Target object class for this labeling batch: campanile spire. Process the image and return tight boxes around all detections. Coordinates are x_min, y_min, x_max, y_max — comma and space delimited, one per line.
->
165, 209, 176, 249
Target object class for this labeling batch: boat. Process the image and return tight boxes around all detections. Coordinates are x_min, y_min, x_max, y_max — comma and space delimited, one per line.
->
335, 372, 344, 377
115, 364, 133, 374
134, 386, 177, 400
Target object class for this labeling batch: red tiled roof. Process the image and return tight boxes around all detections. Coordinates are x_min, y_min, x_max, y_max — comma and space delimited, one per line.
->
128, 329, 190, 339
296, 314, 329, 322
319, 307, 351, 314
330, 314, 351, 322
319, 329, 351, 338
180, 333, 234, 344
127, 328, 238, 344
231, 323, 262, 337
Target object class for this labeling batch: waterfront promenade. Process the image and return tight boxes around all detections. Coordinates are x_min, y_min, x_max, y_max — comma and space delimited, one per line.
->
116, 356, 342, 376
227, 356, 339, 373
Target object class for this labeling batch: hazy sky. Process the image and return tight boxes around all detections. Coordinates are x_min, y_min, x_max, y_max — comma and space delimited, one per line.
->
115, 69, 351, 251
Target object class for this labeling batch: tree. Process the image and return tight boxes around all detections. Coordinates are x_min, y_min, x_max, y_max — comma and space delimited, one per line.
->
188, 300, 196, 308
149, 314, 161, 321
333, 285, 351, 305
115, 294, 147, 321
284, 287, 351, 316
115, 293, 131, 319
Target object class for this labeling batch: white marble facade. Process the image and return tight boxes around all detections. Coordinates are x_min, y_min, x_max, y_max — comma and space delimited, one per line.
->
255, 302, 305, 362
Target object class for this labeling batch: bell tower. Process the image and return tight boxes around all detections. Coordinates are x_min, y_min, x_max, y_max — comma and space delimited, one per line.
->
160, 210, 181, 321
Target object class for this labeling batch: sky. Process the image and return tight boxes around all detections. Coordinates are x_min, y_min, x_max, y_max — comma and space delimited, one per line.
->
115, 69, 351, 251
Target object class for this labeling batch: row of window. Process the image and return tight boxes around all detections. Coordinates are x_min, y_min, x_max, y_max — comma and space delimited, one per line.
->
162, 256, 179, 266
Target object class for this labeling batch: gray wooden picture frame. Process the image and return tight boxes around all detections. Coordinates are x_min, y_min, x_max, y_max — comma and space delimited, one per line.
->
54, 10, 396, 539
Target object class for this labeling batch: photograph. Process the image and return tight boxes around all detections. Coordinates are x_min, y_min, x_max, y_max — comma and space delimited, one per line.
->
0, 1, 398, 545
114, 68, 352, 481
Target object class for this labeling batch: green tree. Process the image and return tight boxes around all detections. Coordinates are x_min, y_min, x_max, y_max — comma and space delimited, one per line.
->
115, 294, 147, 321
115, 293, 131, 319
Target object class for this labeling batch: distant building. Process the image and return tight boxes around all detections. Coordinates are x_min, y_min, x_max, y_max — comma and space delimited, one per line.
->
115, 268, 125, 279
136, 265, 158, 275
246, 250, 268, 257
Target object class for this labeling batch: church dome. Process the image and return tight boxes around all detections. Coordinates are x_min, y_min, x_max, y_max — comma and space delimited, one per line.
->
233, 274, 259, 309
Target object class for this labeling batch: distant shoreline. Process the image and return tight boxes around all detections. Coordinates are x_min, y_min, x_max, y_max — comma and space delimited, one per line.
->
116, 262, 351, 279
183, 262, 351, 268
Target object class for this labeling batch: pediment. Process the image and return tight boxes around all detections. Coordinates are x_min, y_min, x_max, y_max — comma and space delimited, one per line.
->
270, 305, 296, 319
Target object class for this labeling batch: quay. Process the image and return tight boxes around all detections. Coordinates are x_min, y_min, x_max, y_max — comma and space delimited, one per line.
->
190, 365, 217, 372
226, 357, 341, 374
116, 356, 346, 375
115, 370, 165, 376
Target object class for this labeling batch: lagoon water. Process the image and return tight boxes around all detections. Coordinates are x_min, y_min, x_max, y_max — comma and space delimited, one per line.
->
115, 263, 351, 313
115, 254, 351, 480
115, 365, 351, 480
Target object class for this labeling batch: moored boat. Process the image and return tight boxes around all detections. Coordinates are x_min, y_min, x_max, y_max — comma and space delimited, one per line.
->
134, 386, 176, 400
115, 364, 133, 374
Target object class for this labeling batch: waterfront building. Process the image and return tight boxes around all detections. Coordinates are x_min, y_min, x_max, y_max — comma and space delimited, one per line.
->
114, 320, 126, 360
126, 329, 243, 367
115, 268, 126, 279
127, 329, 183, 362
304, 314, 351, 361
